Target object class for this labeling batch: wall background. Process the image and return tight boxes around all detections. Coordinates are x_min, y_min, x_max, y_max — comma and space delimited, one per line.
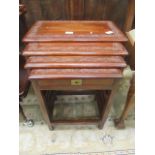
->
20, 0, 129, 30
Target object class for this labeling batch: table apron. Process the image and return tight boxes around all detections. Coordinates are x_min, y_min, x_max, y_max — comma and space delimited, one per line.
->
35, 79, 114, 90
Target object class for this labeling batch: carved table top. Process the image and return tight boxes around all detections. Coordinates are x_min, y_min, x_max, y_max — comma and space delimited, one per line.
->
23, 21, 127, 42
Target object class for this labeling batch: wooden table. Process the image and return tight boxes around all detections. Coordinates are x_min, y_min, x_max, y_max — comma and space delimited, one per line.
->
22, 21, 128, 130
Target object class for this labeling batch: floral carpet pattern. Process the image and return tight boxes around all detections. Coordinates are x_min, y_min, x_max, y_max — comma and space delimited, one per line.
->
19, 75, 135, 155
20, 119, 134, 155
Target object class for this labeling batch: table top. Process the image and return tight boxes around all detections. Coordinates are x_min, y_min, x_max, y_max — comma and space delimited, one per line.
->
23, 42, 128, 56
23, 21, 127, 42
29, 68, 122, 80
25, 56, 126, 69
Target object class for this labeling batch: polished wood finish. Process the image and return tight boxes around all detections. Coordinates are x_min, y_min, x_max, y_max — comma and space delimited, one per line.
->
31, 80, 53, 129
37, 79, 113, 90
98, 80, 119, 129
23, 42, 128, 56
22, 20, 128, 130
29, 69, 122, 80
114, 73, 135, 129
23, 21, 127, 42
25, 56, 126, 69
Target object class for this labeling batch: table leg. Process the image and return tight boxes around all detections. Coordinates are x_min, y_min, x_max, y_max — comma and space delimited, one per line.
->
114, 73, 135, 129
31, 80, 53, 130
98, 81, 118, 129
114, 94, 135, 129
19, 100, 27, 121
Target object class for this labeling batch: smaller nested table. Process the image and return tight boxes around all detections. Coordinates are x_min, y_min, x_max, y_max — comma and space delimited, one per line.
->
30, 68, 122, 129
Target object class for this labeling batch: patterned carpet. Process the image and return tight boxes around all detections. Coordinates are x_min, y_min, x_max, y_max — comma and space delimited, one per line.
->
19, 120, 134, 155
19, 85, 135, 155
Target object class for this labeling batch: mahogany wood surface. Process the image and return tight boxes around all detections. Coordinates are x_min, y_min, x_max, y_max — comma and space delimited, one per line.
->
98, 80, 119, 129
23, 42, 128, 56
31, 80, 52, 129
114, 73, 135, 129
37, 79, 113, 91
22, 20, 128, 129
37, 84, 112, 91
29, 69, 122, 80
25, 56, 126, 69
23, 21, 127, 42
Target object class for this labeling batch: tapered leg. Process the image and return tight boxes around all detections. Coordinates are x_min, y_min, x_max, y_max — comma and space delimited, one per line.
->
31, 80, 53, 129
98, 81, 118, 129
114, 94, 135, 129
114, 73, 135, 129
19, 100, 27, 121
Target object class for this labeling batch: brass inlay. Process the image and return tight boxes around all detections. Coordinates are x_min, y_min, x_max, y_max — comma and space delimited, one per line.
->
71, 79, 82, 86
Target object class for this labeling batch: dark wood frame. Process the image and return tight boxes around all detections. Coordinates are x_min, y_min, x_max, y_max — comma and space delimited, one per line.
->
114, 73, 135, 129
31, 79, 119, 130
114, 0, 135, 129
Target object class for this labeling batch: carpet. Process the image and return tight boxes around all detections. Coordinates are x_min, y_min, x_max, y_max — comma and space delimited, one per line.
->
19, 80, 134, 155
20, 118, 134, 155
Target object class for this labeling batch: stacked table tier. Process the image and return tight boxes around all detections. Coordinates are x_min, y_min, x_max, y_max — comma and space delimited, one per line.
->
23, 42, 128, 79
23, 21, 128, 79
25, 56, 126, 69
23, 21, 127, 42
23, 42, 128, 56
29, 69, 122, 80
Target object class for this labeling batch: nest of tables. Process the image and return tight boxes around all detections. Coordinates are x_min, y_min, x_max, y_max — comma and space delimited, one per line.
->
22, 21, 128, 130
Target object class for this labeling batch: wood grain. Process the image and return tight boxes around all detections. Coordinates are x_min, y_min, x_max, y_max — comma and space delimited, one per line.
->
21, 19, 128, 129
23, 42, 128, 56
98, 79, 119, 129
25, 56, 127, 69
37, 79, 114, 90
28, 68, 122, 79
31, 80, 53, 129
23, 21, 127, 42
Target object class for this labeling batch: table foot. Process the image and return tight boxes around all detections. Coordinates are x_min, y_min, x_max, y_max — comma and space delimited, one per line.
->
49, 126, 54, 131
114, 118, 125, 129
98, 123, 104, 129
